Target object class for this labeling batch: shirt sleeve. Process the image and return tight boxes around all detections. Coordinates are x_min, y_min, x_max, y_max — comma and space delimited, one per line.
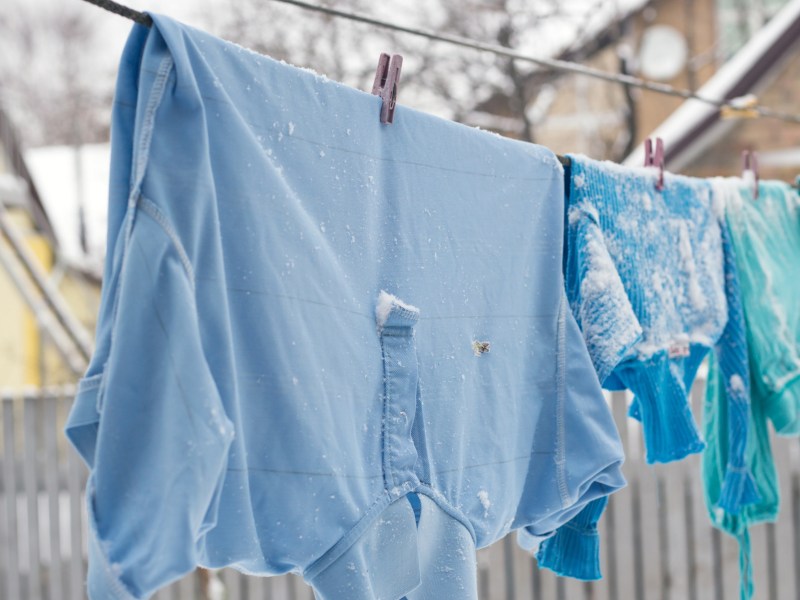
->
565, 200, 642, 386
517, 289, 626, 570
64, 204, 235, 599
534, 497, 608, 580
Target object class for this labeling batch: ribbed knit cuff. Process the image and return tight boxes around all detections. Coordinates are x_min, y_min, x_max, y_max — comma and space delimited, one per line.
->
535, 497, 607, 581
620, 351, 706, 464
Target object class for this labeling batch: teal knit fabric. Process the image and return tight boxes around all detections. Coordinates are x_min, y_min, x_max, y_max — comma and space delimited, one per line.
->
703, 177, 798, 600
726, 179, 800, 433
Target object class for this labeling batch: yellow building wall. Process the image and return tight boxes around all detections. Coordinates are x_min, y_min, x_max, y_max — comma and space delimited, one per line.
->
22, 234, 52, 386
0, 206, 100, 389
0, 245, 27, 387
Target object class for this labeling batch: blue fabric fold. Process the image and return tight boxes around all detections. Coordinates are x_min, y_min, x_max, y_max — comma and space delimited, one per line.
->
535, 497, 607, 580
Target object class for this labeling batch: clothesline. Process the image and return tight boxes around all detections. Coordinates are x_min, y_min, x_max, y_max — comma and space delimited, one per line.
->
79, 0, 800, 125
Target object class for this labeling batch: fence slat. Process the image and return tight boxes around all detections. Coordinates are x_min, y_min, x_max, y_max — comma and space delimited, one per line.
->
66, 427, 86, 600
793, 468, 800, 600
610, 390, 632, 600
24, 395, 43, 600
44, 398, 64, 600
771, 427, 797, 600
288, 572, 312, 600
511, 532, 534, 598
178, 569, 197, 599
248, 572, 269, 599
3, 397, 21, 600
683, 469, 698, 600
710, 527, 725, 600
222, 567, 243, 599
530, 555, 542, 600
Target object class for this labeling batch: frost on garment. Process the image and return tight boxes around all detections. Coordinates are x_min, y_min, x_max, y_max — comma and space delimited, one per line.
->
565, 155, 728, 464
702, 177, 800, 600
63, 14, 625, 600
701, 178, 765, 600
724, 179, 800, 435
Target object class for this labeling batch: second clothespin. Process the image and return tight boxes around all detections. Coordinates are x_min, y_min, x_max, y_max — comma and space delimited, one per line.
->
721, 95, 760, 120
742, 150, 759, 200
644, 137, 665, 191
371, 53, 403, 124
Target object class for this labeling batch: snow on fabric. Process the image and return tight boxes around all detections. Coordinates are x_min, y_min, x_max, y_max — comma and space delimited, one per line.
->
564, 155, 727, 464
723, 178, 800, 434
63, 15, 625, 600
701, 176, 790, 600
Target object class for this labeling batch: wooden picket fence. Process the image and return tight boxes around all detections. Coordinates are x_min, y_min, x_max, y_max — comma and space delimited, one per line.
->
2, 380, 799, 600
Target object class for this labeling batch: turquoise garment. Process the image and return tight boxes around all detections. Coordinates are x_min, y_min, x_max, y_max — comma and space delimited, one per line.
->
702, 186, 761, 516
703, 177, 799, 600
564, 155, 727, 464
726, 179, 800, 433
63, 15, 626, 600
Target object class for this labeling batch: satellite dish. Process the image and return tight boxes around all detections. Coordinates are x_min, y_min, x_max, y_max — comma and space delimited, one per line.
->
638, 25, 688, 81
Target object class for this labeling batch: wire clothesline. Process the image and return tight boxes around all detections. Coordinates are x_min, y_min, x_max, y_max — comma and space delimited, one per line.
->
80, 0, 800, 125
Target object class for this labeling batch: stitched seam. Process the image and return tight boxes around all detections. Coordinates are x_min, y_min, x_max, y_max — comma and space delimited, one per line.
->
555, 291, 569, 507
304, 491, 394, 580
131, 55, 174, 197
561, 522, 599, 535
138, 197, 196, 288
414, 484, 478, 545
78, 374, 104, 392
379, 334, 393, 490
87, 478, 136, 599
186, 91, 556, 182
100, 56, 175, 414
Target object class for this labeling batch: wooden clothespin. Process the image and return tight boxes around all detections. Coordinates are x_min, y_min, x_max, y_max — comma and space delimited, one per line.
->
721, 95, 760, 120
644, 137, 665, 191
371, 53, 403, 124
742, 150, 759, 200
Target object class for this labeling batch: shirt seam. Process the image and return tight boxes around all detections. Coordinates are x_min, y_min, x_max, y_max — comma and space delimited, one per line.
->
78, 373, 104, 393
555, 290, 569, 507
137, 196, 196, 288
131, 55, 174, 198
560, 521, 600, 535
99, 54, 175, 414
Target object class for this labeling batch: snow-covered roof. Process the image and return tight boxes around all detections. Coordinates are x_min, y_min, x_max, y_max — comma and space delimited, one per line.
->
624, 0, 800, 170
25, 144, 109, 273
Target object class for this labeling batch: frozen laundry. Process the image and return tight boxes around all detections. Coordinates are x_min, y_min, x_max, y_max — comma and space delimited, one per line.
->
64, 14, 626, 600
564, 155, 727, 464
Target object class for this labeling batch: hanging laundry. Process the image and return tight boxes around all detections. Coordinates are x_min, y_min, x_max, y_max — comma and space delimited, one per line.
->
724, 178, 800, 433
530, 495, 608, 580
700, 197, 763, 516
702, 176, 800, 600
63, 14, 626, 600
564, 155, 728, 464
701, 177, 768, 600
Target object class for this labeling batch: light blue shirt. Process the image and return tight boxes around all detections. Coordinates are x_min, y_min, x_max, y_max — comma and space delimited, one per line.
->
65, 14, 625, 599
